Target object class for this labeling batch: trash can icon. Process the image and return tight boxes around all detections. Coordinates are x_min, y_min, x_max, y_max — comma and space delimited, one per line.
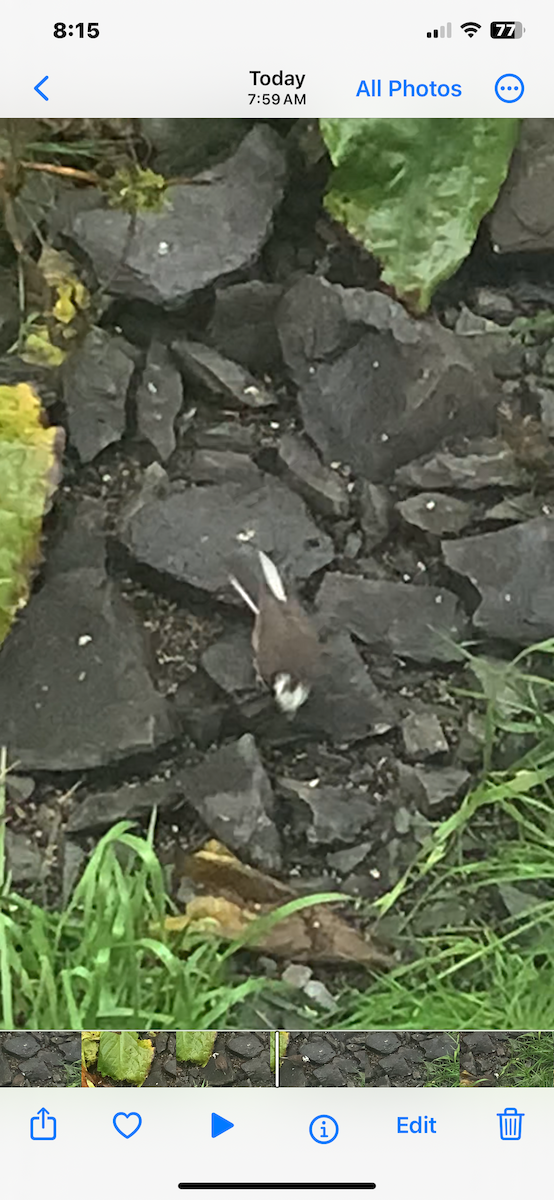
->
498, 1107, 524, 1140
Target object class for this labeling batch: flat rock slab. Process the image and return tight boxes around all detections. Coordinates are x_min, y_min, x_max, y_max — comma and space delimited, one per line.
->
67, 778, 182, 835
490, 120, 554, 253
171, 339, 275, 409
277, 433, 350, 518
208, 280, 284, 374
66, 126, 286, 307
0, 568, 173, 771
443, 516, 554, 644
62, 328, 134, 462
281, 779, 376, 847
277, 277, 501, 481
120, 477, 334, 595
181, 734, 282, 872
397, 492, 473, 536
317, 572, 466, 663
136, 341, 183, 460
395, 438, 521, 491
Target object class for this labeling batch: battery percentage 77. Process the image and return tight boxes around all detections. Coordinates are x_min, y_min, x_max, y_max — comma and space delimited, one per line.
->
490, 21, 525, 37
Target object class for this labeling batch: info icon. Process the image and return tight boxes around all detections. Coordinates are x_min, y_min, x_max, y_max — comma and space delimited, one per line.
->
309, 1115, 339, 1144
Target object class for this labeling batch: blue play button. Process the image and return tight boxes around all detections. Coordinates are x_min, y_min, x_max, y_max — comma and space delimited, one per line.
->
211, 1112, 234, 1139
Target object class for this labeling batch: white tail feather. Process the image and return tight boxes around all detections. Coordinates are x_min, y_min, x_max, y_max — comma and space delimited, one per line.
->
258, 550, 287, 602
228, 575, 259, 616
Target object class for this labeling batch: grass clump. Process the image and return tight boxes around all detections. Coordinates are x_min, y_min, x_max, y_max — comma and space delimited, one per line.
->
2, 640, 554, 1030
334, 640, 554, 1029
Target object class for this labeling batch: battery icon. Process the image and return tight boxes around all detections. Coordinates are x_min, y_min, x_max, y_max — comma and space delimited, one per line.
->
497, 1107, 524, 1140
490, 21, 525, 37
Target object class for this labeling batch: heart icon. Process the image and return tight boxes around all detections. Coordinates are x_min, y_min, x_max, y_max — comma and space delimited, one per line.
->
113, 1112, 142, 1138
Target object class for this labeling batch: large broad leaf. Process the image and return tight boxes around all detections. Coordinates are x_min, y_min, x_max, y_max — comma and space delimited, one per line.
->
176, 1031, 217, 1066
320, 118, 520, 312
97, 1031, 154, 1086
0, 383, 64, 646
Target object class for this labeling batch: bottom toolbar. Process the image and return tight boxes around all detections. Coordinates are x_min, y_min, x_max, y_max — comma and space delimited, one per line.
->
6, 1087, 553, 1200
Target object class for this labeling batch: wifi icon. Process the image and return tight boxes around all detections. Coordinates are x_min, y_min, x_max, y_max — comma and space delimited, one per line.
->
461, 21, 481, 36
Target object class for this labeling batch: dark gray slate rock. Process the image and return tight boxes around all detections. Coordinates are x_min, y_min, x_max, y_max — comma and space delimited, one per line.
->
3, 1034, 40, 1059
401, 711, 449, 761
58, 1038, 81, 1062
62, 328, 134, 462
378, 1052, 412, 1078
196, 421, 257, 454
240, 1057, 272, 1083
0, 568, 173, 771
462, 1032, 496, 1053
365, 1032, 401, 1054
326, 843, 373, 874
277, 277, 501, 482
202, 626, 395, 745
395, 438, 521, 491
420, 1034, 457, 1060
5, 831, 44, 885
20, 1059, 51, 1082
67, 778, 180, 835
443, 516, 554, 644
397, 492, 473, 536
489, 120, 554, 253
183, 734, 281, 871
413, 766, 470, 812
0, 267, 20, 353
484, 492, 546, 524
278, 433, 349, 518
120, 477, 333, 595
279, 1058, 306, 1086
317, 572, 466, 663
358, 482, 394, 551
208, 280, 284, 374
136, 341, 183, 460
188, 449, 262, 488
172, 339, 275, 409
202, 1056, 236, 1086
46, 497, 107, 576
140, 118, 253, 176
0, 1049, 11, 1086
227, 1034, 264, 1058
313, 1064, 347, 1086
67, 126, 286, 307
281, 780, 375, 846
332, 1056, 361, 1074
301, 1039, 335, 1064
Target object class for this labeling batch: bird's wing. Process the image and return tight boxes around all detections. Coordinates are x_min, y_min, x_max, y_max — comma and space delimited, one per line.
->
258, 550, 287, 602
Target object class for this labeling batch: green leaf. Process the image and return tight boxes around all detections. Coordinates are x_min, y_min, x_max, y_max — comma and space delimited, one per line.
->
176, 1031, 217, 1065
0, 384, 64, 647
270, 1031, 289, 1070
320, 118, 520, 312
97, 1031, 154, 1085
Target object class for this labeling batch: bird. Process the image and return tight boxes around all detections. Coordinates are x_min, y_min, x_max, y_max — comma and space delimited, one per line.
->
229, 550, 321, 716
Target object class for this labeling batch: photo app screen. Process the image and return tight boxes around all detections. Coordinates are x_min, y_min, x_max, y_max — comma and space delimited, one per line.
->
0, 3, 552, 1197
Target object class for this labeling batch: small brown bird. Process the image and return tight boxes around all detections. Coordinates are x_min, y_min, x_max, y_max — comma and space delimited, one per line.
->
229, 550, 320, 715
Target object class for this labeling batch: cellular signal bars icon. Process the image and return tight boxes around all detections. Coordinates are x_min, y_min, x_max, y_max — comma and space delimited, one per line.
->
427, 23, 452, 37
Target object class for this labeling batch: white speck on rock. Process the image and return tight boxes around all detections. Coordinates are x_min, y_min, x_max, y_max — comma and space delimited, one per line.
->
157, 241, 170, 256
78, 635, 92, 646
